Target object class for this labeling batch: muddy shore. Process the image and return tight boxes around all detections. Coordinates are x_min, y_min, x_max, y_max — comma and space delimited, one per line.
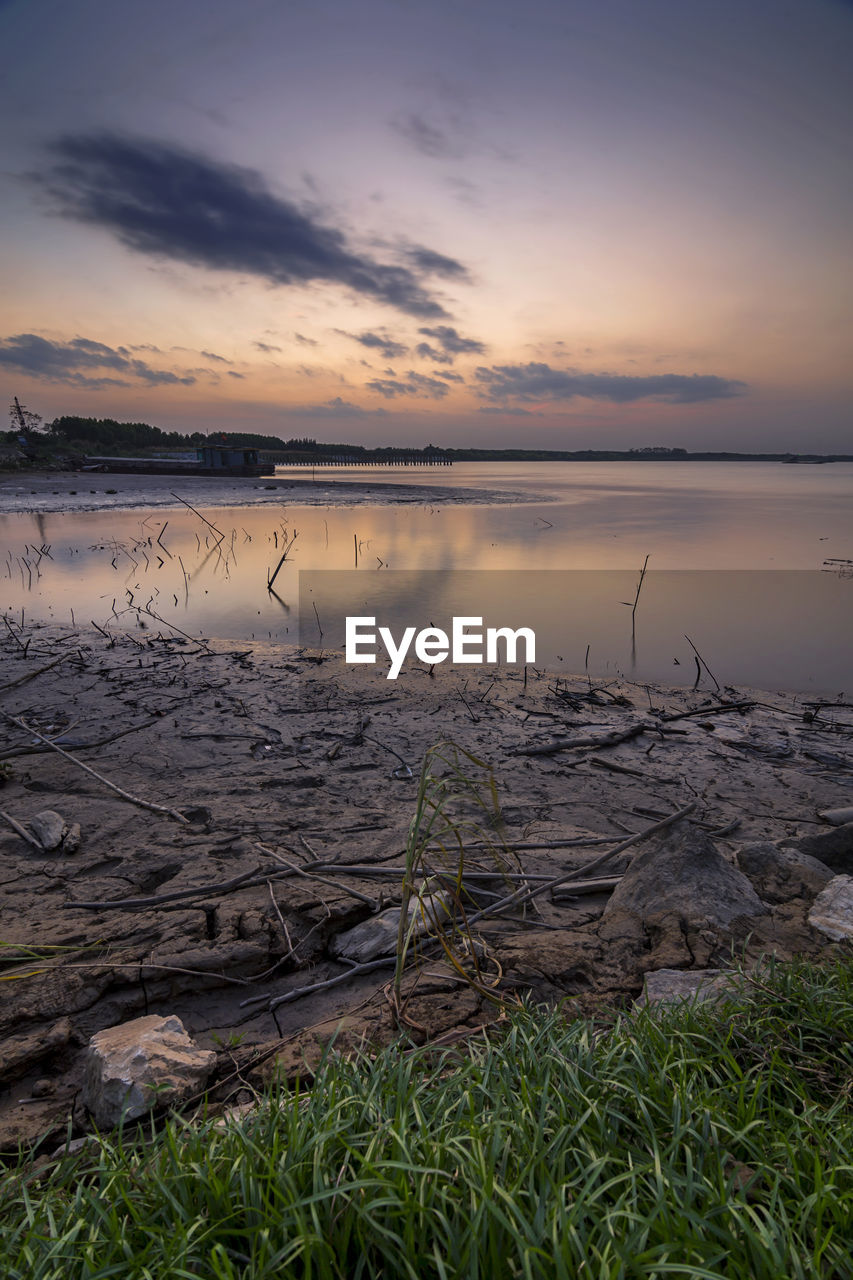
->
1, 615, 851, 1149
0, 469, 535, 516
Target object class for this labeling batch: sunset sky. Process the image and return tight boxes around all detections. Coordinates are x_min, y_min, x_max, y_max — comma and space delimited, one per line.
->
1, 0, 851, 451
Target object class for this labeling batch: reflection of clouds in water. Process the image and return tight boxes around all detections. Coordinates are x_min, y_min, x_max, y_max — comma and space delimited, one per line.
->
0, 463, 851, 643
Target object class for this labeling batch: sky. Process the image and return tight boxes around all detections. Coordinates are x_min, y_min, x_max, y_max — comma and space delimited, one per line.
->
1, 0, 851, 451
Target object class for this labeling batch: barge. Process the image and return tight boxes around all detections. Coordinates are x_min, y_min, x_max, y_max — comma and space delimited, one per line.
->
82, 445, 274, 477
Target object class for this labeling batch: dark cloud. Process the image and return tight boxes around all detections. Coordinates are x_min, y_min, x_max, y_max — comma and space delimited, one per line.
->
226, 370, 245, 379
40, 134, 453, 318
366, 371, 449, 400
253, 341, 282, 354
0, 332, 196, 388
415, 342, 452, 364
474, 363, 747, 404
435, 370, 465, 383
418, 325, 486, 358
339, 329, 408, 360
294, 332, 317, 346
403, 246, 470, 281
201, 349, 230, 363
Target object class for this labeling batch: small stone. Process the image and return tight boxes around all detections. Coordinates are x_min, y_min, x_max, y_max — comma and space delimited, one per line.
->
31, 1078, 55, 1098
81, 1014, 217, 1128
61, 823, 82, 854
808, 875, 853, 941
330, 887, 452, 964
29, 810, 67, 852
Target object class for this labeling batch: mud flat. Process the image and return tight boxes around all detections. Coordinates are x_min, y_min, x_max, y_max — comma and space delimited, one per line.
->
1, 618, 852, 1148
0, 469, 535, 516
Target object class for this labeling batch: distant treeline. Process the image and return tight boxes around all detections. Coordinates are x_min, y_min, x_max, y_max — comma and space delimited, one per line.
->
29, 419, 853, 464
45, 417, 294, 453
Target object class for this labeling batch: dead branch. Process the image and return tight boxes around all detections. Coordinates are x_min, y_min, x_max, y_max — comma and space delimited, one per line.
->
464, 802, 697, 926
0, 807, 43, 850
0, 709, 189, 825
512, 722, 650, 757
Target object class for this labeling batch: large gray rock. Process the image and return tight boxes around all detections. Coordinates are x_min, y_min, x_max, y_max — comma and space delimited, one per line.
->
808, 876, 853, 941
736, 841, 834, 904
603, 825, 766, 929
82, 1014, 216, 1128
781, 823, 853, 875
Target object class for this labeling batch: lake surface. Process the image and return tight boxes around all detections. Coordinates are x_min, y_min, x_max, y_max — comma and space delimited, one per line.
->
2, 462, 851, 692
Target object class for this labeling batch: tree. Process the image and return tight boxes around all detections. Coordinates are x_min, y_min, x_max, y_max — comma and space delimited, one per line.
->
9, 398, 44, 435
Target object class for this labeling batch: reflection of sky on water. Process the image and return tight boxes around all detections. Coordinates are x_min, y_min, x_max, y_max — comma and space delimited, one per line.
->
299, 570, 853, 695
1, 462, 851, 690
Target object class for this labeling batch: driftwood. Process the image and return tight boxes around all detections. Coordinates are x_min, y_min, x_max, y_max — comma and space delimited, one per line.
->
0, 654, 75, 695
660, 700, 754, 723
512, 723, 649, 757
0, 710, 190, 825
0, 716, 161, 761
63, 864, 292, 911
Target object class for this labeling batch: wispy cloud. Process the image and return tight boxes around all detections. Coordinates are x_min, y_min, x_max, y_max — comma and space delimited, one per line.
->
39, 134, 458, 318
338, 329, 408, 360
392, 112, 465, 160
253, 340, 282, 354
475, 363, 747, 404
0, 332, 196, 388
366, 371, 450, 399
300, 397, 387, 418
418, 325, 486, 360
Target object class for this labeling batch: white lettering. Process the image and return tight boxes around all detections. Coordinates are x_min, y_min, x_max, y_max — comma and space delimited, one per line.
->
346, 616, 377, 663
452, 616, 483, 663
486, 626, 536, 665
379, 625, 417, 680
414, 627, 450, 663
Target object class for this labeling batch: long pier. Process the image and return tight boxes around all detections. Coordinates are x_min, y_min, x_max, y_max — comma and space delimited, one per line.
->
262, 452, 452, 466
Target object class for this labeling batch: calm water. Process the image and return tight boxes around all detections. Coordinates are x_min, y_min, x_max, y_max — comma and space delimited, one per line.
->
2, 462, 851, 692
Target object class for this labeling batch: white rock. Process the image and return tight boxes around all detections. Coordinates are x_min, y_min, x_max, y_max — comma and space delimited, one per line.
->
81, 1014, 216, 1128
29, 809, 67, 851
330, 887, 452, 964
808, 875, 853, 941
635, 969, 741, 1008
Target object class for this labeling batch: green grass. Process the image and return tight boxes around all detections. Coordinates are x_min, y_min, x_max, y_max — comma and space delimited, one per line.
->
2, 955, 852, 1279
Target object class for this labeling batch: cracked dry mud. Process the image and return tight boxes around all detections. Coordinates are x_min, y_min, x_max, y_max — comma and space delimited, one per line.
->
1, 621, 851, 1148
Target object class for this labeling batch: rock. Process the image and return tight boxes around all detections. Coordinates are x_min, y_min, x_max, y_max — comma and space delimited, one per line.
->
808, 876, 853, 941
29, 809, 67, 852
781, 823, 853, 875
31, 1078, 56, 1098
62, 822, 82, 853
635, 968, 741, 1008
330, 887, 452, 964
0, 1017, 73, 1083
818, 806, 853, 827
736, 841, 834, 904
81, 1014, 217, 1128
603, 825, 766, 930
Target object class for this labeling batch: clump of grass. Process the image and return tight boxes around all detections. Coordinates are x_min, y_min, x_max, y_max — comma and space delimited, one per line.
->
393, 740, 519, 1017
3, 955, 853, 1278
